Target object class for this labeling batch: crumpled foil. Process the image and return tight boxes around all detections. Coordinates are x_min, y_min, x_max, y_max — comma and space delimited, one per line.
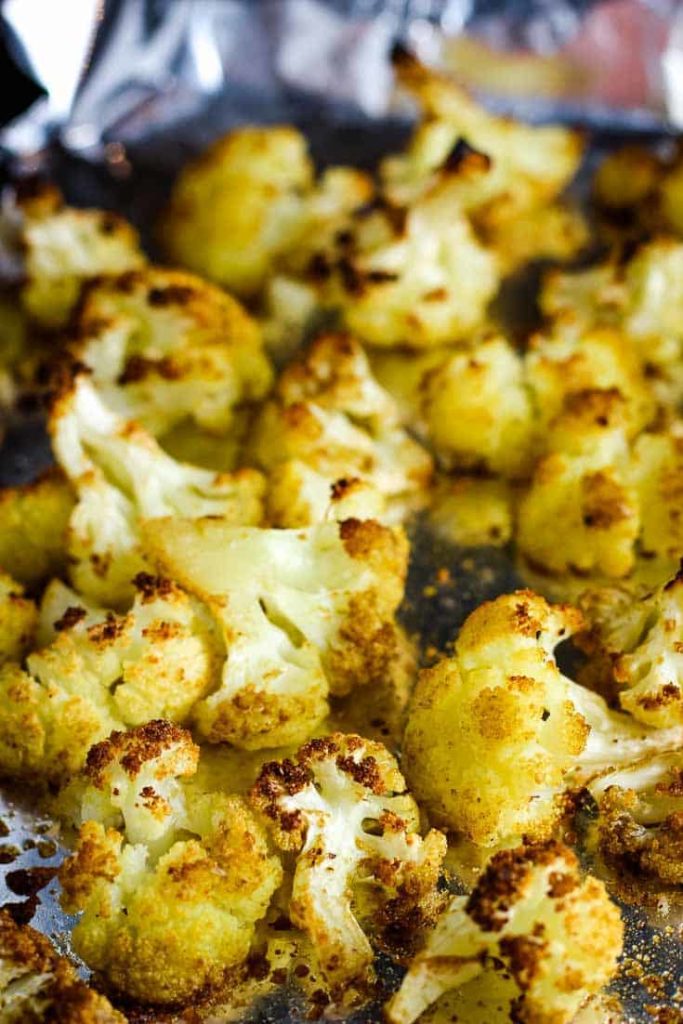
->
1, 0, 683, 172
1, 3, 683, 1023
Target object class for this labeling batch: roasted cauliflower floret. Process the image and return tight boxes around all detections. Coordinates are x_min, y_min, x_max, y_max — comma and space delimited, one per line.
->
404, 590, 683, 847
419, 335, 536, 477
0, 909, 125, 1023
517, 389, 640, 578
382, 50, 582, 218
0, 571, 37, 664
49, 369, 264, 605
630, 426, 683, 564
59, 721, 282, 1004
251, 733, 446, 989
144, 515, 410, 749
248, 333, 432, 524
316, 187, 498, 348
161, 126, 371, 298
580, 567, 683, 728
73, 266, 272, 436
428, 476, 514, 548
589, 752, 683, 885
0, 183, 145, 329
0, 572, 220, 785
386, 840, 623, 1024
0, 470, 75, 586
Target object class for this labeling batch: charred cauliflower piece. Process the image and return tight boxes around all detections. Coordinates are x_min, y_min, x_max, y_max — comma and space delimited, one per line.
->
59, 721, 281, 1004
162, 126, 371, 299
0, 470, 75, 586
517, 389, 640, 578
581, 567, 683, 728
251, 733, 446, 989
317, 186, 498, 348
0, 182, 145, 329
248, 333, 433, 524
630, 428, 683, 564
0, 571, 37, 664
73, 267, 272, 436
49, 369, 264, 605
382, 50, 582, 219
0, 909, 125, 1023
590, 752, 683, 885
404, 590, 683, 847
0, 572, 220, 785
386, 840, 623, 1024
144, 515, 410, 749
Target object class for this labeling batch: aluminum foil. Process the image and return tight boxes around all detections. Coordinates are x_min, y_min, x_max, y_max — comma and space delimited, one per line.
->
2, 1, 683, 1022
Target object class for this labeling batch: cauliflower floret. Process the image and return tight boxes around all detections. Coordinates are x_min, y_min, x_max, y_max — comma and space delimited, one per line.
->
592, 144, 683, 241
480, 200, 588, 275
161, 126, 371, 298
428, 476, 514, 548
0, 571, 37, 664
526, 326, 656, 436
580, 567, 683, 728
250, 733, 446, 989
404, 590, 683, 847
517, 390, 640, 578
0, 572, 220, 785
49, 369, 264, 605
315, 187, 498, 348
630, 424, 683, 564
589, 752, 683, 885
144, 515, 410, 749
386, 840, 623, 1024
418, 335, 536, 477
381, 49, 582, 217
248, 333, 433, 524
73, 266, 272, 436
0, 909, 125, 1023
59, 721, 282, 1004
0, 183, 145, 329
0, 470, 75, 586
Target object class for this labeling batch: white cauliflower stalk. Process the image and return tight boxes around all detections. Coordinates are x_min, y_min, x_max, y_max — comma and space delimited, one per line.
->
0, 572, 220, 785
250, 733, 446, 989
386, 840, 623, 1024
144, 515, 410, 749
59, 721, 282, 1004
73, 266, 272, 436
404, 589, 683, 847
49, 368, 264, 605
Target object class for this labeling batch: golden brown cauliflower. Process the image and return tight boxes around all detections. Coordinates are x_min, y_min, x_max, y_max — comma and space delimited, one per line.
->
73, 266, 272, 436
386, 840, 623, 1024
161, 126, 371, 299
313, 186, 498, 348
0, 182, 145, 329
250, 732, 446, 990
0, 909, 125, 1023
0, 572, 220, 786
59, 721, 282, 1004
247, 332, 433, 524
382, 50, 583, 220
0, 571, 37, 664
404, 590, 683, 847
580, 566, 683, 728
589, 752, 683, 885
0, 470, 75, 586
144, 515, 410, 749
49, 367, 264, 606
517, 390, 640, 578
